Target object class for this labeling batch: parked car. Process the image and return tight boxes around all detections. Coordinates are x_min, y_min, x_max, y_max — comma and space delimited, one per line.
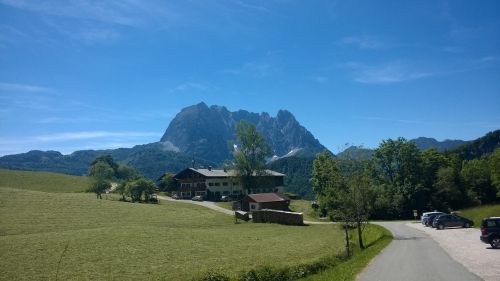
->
421, 211, 444, 226
191, 195, 203, 202
426, 212, 445, 227
480, 217, 500, 249
220, 195, 231, 202
433, 213, 474, 230
171, 194, 180, 200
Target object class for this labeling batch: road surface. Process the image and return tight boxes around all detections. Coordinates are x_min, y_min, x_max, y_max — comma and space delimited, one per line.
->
357, 222, 482, 281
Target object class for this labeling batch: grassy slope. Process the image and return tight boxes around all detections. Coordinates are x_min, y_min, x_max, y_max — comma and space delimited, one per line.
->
288, 200, 323, 222
459, 204, 500, 227
0, 186, 345, 281
301, 224, 393, 281
0, 169, 393, 281
0, 168, 89, 193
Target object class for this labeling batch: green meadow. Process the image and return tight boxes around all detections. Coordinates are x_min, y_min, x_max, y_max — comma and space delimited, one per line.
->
0, 168, 90, 193
0, 169, 391, 281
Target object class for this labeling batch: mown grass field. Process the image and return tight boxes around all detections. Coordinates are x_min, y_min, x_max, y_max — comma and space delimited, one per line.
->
459, 204, 500, 227
0, 168, 89, 193
0, 169, 393, 281
0, 169, 349, 281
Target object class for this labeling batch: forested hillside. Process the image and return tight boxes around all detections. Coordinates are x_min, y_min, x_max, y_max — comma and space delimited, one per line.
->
267, 156, 315, 199
311, 134, 500, 219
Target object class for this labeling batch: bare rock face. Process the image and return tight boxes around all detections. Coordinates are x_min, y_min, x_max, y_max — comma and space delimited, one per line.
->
160, 102, 327, 163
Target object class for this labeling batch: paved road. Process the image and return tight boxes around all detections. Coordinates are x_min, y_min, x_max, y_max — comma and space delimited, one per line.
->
358, 222, 482, 281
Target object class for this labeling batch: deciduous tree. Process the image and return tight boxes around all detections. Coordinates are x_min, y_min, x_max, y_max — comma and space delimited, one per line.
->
233, 121, 270, 194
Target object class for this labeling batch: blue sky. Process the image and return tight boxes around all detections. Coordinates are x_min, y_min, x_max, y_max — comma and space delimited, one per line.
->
0, 0, 499, 156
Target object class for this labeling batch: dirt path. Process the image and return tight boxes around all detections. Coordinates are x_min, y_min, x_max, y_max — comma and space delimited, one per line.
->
408, 223, 500, 281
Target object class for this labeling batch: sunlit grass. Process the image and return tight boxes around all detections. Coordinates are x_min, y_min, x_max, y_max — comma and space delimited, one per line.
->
0, 168, 89, 193
459, 204, 500, 227
0, 187, 345, 281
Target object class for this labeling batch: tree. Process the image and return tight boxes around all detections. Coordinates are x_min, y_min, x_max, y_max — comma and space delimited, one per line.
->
88, 179, 111, 199
433, 166, 466, 211
90, 155, 119, 177
126, 178, 158, 202
311, 152, 372, 253
461, 158, 496, 204
373, 138, 422, 217
158, 172, 176, 192
311, 152, 351, 254
233, 121, 270, 193
115, 182, 127, 201
420, 149, 450, 210
88, 160, 114, 199
88, 161, 114, 181
116, 165, 140, 181
490, 149, 500, 197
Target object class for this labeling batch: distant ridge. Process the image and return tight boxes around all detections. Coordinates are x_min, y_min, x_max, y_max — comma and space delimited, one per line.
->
411, 137, 468, 152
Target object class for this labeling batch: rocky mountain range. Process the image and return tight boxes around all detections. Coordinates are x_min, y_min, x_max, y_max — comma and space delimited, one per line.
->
0, 103, 326, 179
1, 102, 497, 192
160, 102, 327, 163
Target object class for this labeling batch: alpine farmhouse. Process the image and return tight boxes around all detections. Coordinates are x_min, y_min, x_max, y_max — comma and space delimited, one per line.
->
173, 167, 285, 201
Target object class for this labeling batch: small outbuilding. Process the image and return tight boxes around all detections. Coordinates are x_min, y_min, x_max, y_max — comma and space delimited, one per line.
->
241, 193, 290, 212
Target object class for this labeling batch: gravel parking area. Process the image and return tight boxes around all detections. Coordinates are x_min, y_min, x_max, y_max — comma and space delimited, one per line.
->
408, 223, 500, 281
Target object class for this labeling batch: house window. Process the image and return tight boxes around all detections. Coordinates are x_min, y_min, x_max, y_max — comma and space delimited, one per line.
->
233, 190, 240, 195
222, 182, 228, 186
214, 182, 220, 186
223, 191, 230, 195
233, 182, 240, 186
251, 204, 256, 210
209, 182, 214, 186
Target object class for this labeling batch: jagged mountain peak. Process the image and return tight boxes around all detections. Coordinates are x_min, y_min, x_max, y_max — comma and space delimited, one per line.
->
160, 103, 327, 164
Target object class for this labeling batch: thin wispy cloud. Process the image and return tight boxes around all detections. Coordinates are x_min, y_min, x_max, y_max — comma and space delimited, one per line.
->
343, 62, 435, 84
34, 131, 161, 142
232, 1, 270, 13
357, 116, 423, 124
168, 82, 211, 94
0, 0, 176, 28
0, 82, 54, 93
223, 61, 280, 78
310, 76, 329, 84
339, 36, 384, 49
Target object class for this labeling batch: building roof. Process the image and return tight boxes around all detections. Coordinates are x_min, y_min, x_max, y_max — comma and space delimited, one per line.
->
185, 168, 285, 178
246, 193, 289, 203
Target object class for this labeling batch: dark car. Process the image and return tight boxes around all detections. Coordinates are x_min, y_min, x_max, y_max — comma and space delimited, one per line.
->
480, 217, 500, 249
433, 214, 474, 230
422, 212, 444, 227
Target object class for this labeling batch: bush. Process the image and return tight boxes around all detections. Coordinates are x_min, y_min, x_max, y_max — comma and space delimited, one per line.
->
239, 266, 291, 281
195, 253, 347, 281
194, 270, 230, 281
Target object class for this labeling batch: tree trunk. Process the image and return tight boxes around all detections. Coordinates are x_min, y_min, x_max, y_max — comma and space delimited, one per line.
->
357, 220, 364, 249
344, 223, 351, 257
